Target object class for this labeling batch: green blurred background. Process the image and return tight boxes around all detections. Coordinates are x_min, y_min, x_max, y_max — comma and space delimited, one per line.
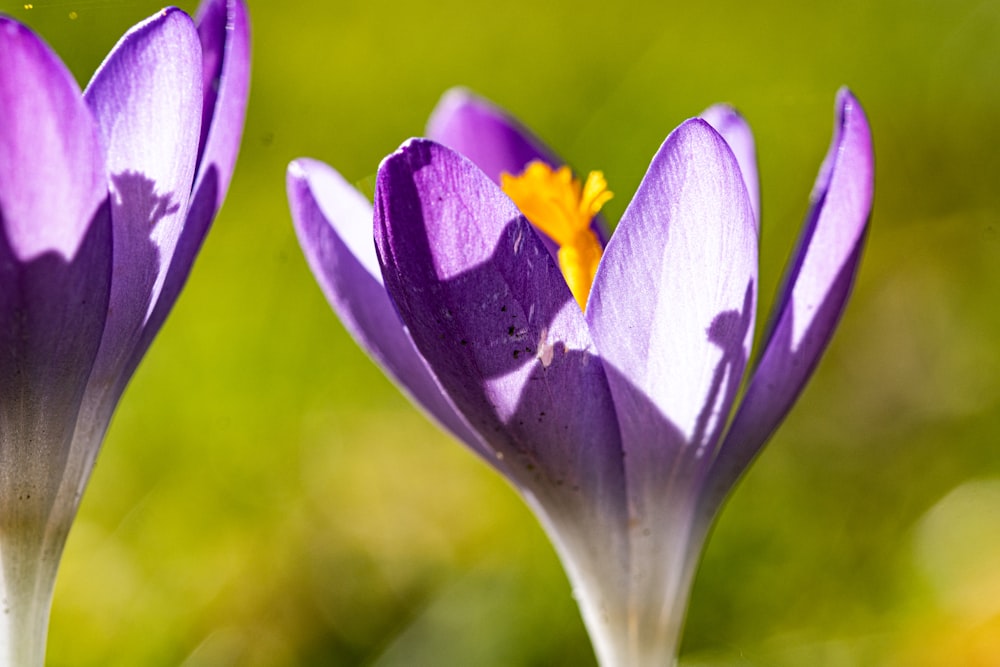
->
4, 0, 1000, 664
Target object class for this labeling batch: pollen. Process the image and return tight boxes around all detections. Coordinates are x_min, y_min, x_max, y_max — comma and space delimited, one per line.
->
501, 161, 612, 310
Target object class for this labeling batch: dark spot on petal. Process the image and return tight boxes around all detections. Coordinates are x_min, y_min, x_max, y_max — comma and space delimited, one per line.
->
513, 350, 520, 359
508, 326, 515, 336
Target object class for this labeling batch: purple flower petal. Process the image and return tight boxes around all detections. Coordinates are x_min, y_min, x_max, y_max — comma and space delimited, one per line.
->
701, 104, 760, 232
141, 0, 251, 371
0, 18, 107, 263
67, 2, 250, 499
83, 7, 203, 394
288, 158, 486, 456
374, 138, 626, 521
588, 118, 758, 478
374, 139, 631, 659
0, 17, 112, 522
703, 88, 874, 515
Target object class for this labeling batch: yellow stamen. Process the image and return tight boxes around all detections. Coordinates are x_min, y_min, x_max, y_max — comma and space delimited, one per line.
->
501, 161, 612, 310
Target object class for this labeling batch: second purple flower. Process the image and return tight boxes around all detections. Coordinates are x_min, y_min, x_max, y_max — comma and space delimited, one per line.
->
288, 88, 873, 666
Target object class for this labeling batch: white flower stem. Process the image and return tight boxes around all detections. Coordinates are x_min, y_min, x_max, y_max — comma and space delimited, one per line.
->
551, 502, 712, 667
580, 546, 700, 667
0, 524, 61, 667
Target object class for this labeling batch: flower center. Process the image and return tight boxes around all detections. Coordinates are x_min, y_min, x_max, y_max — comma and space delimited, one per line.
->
501, 160, 613, 311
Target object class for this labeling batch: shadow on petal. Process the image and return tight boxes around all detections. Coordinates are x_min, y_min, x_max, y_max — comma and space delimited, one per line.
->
694, 282, 754, 456
133, 164, 220, 376
86, 171, 178, 400
702, 240, 867, 522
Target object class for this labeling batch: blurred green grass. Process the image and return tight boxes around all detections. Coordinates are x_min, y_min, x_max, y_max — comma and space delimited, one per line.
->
5, 0, 1000, 664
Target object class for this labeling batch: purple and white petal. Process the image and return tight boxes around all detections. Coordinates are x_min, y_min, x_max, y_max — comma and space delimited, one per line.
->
0, 17, 112, 520
586, 119, 757, 655
589, 118, 757, 473
701, 104, 760, 231
375, 137, 630, 659
83, 7, 203, 391
703, 88, 874, 516
288, 158, 485, 457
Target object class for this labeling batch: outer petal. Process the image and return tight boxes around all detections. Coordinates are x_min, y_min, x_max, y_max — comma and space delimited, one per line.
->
701, 104, 760, 232
375, 139, 624, 498
83, 7, 203, 393
588, 119, 757, 471
375, 138, 629, 659
426, 88, 610, 245
0, 17, 112, 540
287, 158, 485, 457
586, 119, 757, 658
703, 88, 874, 516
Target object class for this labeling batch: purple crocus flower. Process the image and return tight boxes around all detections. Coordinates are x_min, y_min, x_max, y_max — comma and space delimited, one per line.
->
288, 88, 873, 666
0, 2, 249, 662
